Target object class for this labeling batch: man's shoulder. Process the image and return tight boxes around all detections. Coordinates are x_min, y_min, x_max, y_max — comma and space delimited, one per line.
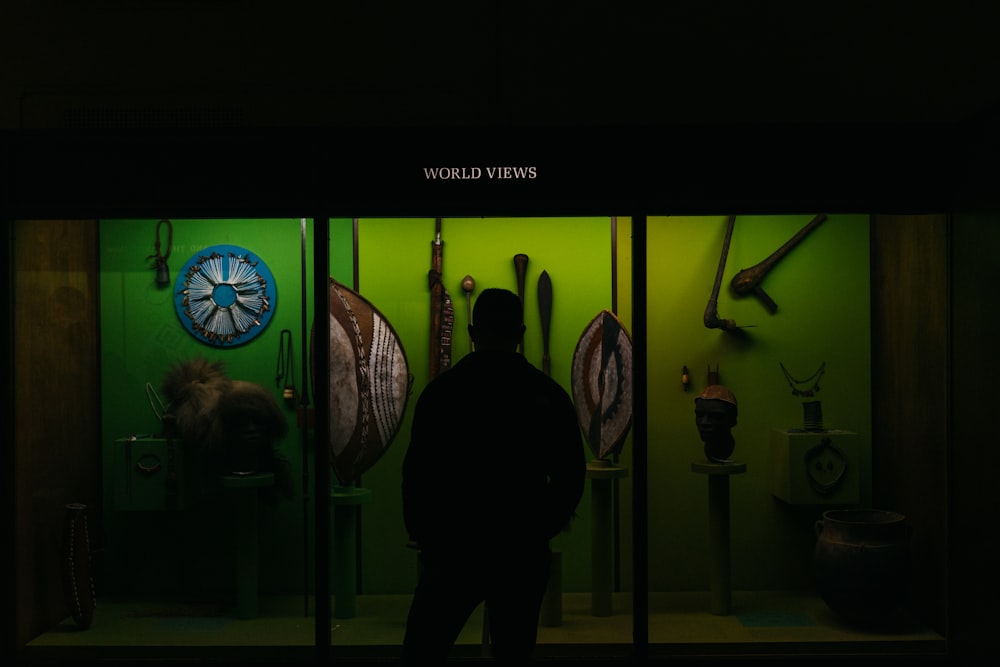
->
521, 365, 575, 405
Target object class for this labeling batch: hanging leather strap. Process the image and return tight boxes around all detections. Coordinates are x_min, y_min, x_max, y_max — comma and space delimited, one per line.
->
147, 218, 173, 286
276, 328, 295, 390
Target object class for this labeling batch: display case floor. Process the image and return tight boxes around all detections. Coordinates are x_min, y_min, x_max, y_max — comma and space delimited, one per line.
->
24, 590, 945, 663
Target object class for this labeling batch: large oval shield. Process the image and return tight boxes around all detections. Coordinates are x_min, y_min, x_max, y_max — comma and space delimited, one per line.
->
571, 309, 633, 460
312, 280, 410, 484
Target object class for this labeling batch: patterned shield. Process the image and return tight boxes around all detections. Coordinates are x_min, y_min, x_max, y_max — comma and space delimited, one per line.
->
571, 309, 633, 460
174, 244, 276, 347
312, 279, 410, 484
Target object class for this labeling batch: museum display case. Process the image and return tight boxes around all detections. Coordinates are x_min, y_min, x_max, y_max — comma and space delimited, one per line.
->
9, 0, 1000, 658
10, 210, 954, 664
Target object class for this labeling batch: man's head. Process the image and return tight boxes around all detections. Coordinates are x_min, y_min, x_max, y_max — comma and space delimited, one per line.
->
470, 288, 525, 351
694, 385, 738, 459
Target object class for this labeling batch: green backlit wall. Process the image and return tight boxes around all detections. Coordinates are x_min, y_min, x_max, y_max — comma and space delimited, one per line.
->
637, 214, 871, 593
100, 218, 348, 596
98, 217, 616, 598
353, 217, 619, 594
98, 214, 869, 601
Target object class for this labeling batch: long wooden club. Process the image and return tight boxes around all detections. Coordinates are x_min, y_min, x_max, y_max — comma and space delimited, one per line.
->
537, 270, 553, 375
514, 253, 529, 353
730, 213, 827, 313
704, 216, 739, 331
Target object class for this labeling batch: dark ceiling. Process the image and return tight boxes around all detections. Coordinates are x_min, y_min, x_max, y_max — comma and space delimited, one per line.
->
4, 3, 1000, 129
4, 3, 1000, 216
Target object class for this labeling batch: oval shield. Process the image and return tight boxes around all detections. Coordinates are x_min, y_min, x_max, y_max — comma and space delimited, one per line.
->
313, 280, 410, 484
571, 309, 633, 460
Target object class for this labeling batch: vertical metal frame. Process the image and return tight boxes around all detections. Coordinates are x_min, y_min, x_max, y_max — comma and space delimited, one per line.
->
313, 217, 332, 658
631, 215, 648, 658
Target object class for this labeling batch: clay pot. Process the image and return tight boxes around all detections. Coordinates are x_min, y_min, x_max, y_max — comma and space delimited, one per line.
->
61, 502, 96, 629
814, 508, 911, 626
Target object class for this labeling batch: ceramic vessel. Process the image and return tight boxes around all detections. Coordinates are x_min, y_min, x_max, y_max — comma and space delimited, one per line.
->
814, 508, 911, 626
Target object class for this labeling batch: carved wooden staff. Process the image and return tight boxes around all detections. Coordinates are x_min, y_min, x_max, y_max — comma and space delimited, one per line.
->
537, 270, 553, 375
461, 274, 475, 353
704, 215, 739, 331
730, 213, 827, 313
514, 253, 529, 353
428, 218, 453, 380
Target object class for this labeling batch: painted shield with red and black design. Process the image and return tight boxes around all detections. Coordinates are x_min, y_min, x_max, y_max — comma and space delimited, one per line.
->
313, 280, 411, 484
571, 309, 633, 460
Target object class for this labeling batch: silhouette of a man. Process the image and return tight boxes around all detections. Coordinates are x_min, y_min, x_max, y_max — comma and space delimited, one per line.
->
402, 287, 585, 662
694, 384, 738, 462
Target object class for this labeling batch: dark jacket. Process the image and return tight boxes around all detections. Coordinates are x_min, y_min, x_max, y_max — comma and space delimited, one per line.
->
402, 350, 585, 556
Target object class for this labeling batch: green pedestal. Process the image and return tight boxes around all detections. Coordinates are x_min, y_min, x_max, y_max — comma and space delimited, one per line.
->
115, 437, 200, 511
586, 459, 628, 617
331, 485, 372, 619
691, 461, 746, 616
539, 550, 563, 627
222, 473, 275, 619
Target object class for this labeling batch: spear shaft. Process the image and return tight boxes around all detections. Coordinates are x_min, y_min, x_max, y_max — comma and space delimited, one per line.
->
428, 218, 453, 379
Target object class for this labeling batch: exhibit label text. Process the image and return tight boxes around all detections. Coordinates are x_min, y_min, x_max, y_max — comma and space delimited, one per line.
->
423, 166, 537, 180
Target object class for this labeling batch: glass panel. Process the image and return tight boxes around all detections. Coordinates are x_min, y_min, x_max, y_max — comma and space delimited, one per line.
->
643, 214, 940, 657
18, 219, 317, 661
13, 213, 947, 662
326, 217, 635, 660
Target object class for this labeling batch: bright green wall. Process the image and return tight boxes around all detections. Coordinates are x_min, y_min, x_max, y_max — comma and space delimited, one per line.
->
634, 214, 872, 593
98, 217, 615, 598
99, 218, 352, 596
352, 217, 616, 595
98, 214, 868, 601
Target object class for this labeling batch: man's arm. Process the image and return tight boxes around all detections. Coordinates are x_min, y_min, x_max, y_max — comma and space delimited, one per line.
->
542, 392, 586, 539
401, 393, 432, 544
